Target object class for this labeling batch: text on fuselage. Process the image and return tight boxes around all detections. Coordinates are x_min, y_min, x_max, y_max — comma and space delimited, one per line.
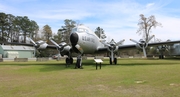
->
82, 36, 95, 43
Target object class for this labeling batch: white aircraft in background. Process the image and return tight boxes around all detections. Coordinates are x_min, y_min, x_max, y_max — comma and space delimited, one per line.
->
6, 24, 180, 68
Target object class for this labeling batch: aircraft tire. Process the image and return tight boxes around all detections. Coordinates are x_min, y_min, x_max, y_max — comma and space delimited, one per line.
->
159, 55, 161, 59
162, 55, 164, 59
66, 58, 70, 64
159, 55, 164, 59
109, 58, 112, 65
70, 57, 73, 64
76, 59, 81, 68
114, 58, 117, 64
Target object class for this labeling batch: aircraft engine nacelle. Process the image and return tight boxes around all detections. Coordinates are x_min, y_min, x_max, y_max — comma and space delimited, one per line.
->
36, 40, 48, 49
59, 42, 67, 47
60, 45, 71, 56
135, 39, 148, 50
107, 44, 118, 52
156, 45, 169, 53
58, 42, 71, 56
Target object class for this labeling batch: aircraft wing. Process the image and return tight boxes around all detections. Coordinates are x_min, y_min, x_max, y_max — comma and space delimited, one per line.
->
147, 40, 180, 46
118, 40, 180, 50
2, 42, 57, 49
96, 40, 180, 52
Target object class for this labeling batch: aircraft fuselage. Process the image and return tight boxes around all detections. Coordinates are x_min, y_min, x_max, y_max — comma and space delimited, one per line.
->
70, 25, 104, 54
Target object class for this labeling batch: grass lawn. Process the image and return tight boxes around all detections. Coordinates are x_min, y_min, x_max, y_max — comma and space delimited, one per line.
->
0, 58, 180, 97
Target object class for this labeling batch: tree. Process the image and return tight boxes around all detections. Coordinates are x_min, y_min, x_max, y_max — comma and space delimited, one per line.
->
6, 14, 16, 42
95, 27, 106, 39
53, 31, 62, 43
15, 16, 37, 43
42, 25, 52, 43
0, 12, 8, 43
58, 19, 76, 44
29, 20, 39, 40
0, 12, 39, 43
137, 14, 162, 42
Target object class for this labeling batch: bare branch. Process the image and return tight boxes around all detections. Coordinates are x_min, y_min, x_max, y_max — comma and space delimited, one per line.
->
136, 14, 162, 42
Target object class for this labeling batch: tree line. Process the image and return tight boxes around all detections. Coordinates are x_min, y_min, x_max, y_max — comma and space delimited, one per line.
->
0, 12, 39, 43
0, 12, 110, 45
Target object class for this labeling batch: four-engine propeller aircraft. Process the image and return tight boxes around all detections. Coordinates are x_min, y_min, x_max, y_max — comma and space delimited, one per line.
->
4, 24, 180, 68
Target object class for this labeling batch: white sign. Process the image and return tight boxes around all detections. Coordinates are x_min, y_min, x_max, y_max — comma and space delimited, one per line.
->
94, 59, 103, 63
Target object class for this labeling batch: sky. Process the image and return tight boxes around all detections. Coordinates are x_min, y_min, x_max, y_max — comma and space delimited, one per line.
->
1, 0, 180, 44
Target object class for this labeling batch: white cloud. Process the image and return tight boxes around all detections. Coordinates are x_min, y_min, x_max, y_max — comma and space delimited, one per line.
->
1, 0, 180, 44
153, 15, 180, 41
146, 3, 155, 8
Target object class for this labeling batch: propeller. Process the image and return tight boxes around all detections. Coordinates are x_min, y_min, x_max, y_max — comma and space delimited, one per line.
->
156, 40, 171, 57
130, 35, 154, 57
101, 39, 125, 63
49, 37, 71, 58
49, 37, 62, 60
29, 38, 40, 56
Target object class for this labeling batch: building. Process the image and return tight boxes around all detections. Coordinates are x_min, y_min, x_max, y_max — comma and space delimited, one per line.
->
0, 45, 35, 58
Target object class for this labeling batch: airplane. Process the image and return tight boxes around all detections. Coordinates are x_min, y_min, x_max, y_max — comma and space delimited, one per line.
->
3, 24, 180, 68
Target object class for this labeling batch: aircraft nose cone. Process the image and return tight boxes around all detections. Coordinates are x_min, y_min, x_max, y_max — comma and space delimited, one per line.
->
70, 32, 78, 46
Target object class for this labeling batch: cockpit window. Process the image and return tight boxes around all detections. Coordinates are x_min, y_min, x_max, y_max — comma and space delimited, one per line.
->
77, 28, 89, 33
78, 28, 84, 32
72, 28, 77, 32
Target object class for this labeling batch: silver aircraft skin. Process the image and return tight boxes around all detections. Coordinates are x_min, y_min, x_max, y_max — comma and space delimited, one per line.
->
70, 25, 104, 54
4, 24, 180, 68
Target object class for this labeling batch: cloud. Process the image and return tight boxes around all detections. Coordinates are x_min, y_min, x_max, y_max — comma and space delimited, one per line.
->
146, 3, 155, 8
1, 0, 180, 44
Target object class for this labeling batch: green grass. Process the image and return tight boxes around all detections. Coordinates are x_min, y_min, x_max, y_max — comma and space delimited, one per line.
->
0, 58, 180, 97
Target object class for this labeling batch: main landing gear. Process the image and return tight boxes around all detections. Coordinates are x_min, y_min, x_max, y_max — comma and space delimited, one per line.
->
75, 55, 83, 69
65, 57, 73, 67
109, 58, 117, 65
65, 56, 83, 69
159, 55, 164, 59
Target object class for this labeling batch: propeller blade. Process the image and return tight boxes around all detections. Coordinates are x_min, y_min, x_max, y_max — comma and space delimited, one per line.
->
29, 38, 37, 46
142, 47, 147, 58
130, 39, 139, 44
110, 50, 114, 62
49, 37, 61, 48
49, 37, 63, 58
28, 38, 39, 57
147, 35, 155, 43
116, 39, 125, 46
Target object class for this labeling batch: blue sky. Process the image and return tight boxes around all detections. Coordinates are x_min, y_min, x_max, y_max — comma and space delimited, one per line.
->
1, 0, 180, 44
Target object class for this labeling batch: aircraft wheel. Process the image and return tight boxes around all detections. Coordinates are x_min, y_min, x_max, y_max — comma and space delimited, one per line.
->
114, 58, 117, 64
159, 55, 161, 59
76, 59, 81, 68
159, 55, 164, 59
70, 57, 73, 64
162, 55, 164, 59
109, 58, 112, 65
66, 58, 70, 64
